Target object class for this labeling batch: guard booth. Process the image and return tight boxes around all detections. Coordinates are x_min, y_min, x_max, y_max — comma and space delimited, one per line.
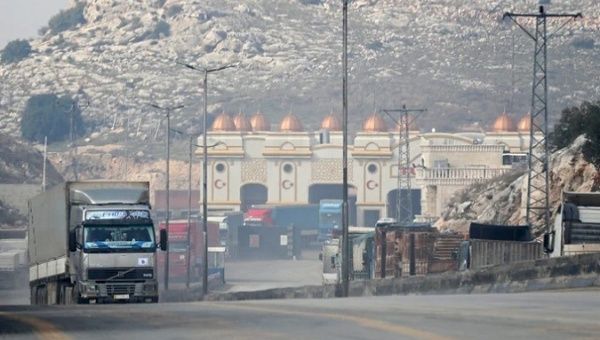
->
207, 246, 226, 285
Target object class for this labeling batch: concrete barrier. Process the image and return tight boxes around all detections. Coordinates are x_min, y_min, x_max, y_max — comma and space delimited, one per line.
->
206, 253, 600, 301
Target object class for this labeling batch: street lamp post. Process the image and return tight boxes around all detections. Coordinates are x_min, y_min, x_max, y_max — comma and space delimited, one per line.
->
341, 0, 350, 298
178, 62, 236, 297
150, 103, 184, 291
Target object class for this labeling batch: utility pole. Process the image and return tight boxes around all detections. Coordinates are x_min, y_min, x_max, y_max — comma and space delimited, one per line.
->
150, 103, 184, 291
178, 61, 236, 297
504, 6, 581, 232
42, 136, 47, 192
341, 0, 350, 298
187, 135, 193, 289
382, 106, 426, 225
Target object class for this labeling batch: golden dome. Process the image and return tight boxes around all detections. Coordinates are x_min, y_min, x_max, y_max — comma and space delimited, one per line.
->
517, 113, 531, 132
233, 112, 252, 132
492, 112, 515, 132
250, 111, 271, 131
280, 113, 304, 132
321, 114, 341, 131
362, 113, 388, 132
210, 112, 236, 132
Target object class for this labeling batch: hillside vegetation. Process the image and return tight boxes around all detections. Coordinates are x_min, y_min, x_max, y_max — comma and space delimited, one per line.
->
0, 0, 598, 150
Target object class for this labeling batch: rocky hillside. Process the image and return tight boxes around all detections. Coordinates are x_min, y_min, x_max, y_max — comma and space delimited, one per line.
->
0, 0, 599, 147
0, 132, 63, 227
436, 136, 598, 235
0, 133, 63, 185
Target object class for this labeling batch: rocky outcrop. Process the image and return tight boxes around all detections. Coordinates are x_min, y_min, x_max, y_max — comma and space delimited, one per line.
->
436, 136, 597, 235
0, 0, 598, 141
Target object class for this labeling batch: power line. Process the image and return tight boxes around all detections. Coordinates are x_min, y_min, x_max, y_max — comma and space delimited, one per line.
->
382, 106, 426, 225
503, 5, 582, 232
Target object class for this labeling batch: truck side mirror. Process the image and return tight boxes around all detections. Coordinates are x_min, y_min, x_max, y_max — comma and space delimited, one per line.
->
159, 229, 168, 251
319, 253, 323, 261
69, 230, 77, 252
543, 232, 554, 253
69, 226, 82, 252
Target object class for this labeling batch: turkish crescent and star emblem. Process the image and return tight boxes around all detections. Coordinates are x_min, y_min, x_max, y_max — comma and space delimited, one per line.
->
366, 180, 378, 190
214, 179, 226, 189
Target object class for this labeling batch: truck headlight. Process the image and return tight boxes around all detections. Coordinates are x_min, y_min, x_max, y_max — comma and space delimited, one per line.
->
144, 284, 157, 293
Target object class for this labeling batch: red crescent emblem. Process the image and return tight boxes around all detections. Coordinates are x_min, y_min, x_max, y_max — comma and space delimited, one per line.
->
282, 180, 293, 190
366, 180, 378, 190
214, 179, 226, 189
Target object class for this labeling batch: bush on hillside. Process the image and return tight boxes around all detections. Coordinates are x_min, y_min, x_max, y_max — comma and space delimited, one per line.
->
550, 104, 589, 151
48, 2, 86, 34
1, 39, 32, 64
581, 102, 600, 170
551, 101, 600, 173
20, 94, 85, 144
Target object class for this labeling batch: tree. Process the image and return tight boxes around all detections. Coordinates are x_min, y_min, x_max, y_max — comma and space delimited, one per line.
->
20, 94, 85, 144
48, 2, 86, 34
581, 102, 600, 169
1, 39, 32, 64
550, 104, 589, 151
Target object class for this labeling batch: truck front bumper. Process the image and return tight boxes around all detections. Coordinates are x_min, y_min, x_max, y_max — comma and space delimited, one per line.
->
79, 281, 158, 303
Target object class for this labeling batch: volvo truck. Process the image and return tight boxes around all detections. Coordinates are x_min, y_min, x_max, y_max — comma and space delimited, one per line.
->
28, 181, 166, 304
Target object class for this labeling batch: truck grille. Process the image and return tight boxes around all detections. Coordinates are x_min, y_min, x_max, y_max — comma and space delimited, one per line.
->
106, 284, 136, 295
88, 268, 153, 281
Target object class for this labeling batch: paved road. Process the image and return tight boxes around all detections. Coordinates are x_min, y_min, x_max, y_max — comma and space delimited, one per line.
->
1, 290, 600, 339
222, 250, 322, 292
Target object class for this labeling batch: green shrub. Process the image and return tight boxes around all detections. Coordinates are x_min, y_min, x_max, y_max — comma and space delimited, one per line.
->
166, 5, 183, 17
1, 39, 32, 64
551, 101, 600, 171
550, 104, 589, 151
581, 102, 600, 170
20, 94, 85, 144
48, 2, 86, 34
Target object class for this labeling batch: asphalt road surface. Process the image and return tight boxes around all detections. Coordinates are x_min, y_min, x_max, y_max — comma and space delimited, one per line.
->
1, 290, 600, 339
223, 251, 322, 292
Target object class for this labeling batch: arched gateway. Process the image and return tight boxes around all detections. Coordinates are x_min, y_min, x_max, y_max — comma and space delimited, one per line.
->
196, 111, 532, 225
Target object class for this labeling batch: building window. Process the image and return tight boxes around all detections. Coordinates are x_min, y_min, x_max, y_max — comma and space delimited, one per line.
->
283, 163, 293, 173
367, 163, 378, 174
215, 163, 226, 173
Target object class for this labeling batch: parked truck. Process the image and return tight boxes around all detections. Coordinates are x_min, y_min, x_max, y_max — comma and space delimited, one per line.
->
244, 204, 320, 248
458, 223, 543, 270
545, 191, 600, 257
157, 219, 219, 283
28, 181, 166, 305
244, 204, 319, 230
318, 200, 343, 242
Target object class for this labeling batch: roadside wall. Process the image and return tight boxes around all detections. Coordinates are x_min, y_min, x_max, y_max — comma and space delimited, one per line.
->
207, 253, 600, 301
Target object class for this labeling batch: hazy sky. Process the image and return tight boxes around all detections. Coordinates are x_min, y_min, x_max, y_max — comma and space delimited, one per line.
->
0, 0, 70, 48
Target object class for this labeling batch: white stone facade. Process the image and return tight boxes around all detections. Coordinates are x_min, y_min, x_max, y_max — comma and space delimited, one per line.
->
198, 117, 533, 226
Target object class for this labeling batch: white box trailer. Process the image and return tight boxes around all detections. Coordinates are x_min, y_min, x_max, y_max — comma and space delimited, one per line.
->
546, 191, 600, 257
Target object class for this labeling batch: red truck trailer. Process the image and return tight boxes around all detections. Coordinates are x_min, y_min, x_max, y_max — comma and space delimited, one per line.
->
157, 219, 219, 284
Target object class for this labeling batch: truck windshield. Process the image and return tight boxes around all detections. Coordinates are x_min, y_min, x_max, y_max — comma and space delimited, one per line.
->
319, 213, 341, 230
84, 225, 156, 252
